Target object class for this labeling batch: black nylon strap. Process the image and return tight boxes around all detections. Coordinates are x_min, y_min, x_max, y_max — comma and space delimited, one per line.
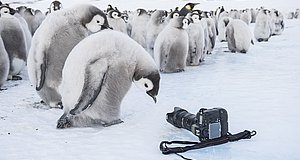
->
160, 130, 256, 155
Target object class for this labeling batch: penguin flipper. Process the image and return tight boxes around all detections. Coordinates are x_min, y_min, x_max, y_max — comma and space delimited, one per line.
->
70, 59, 109, 115
36, 57, 46, 91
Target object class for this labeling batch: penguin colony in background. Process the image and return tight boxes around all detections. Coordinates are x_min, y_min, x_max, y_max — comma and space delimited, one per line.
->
0, 1, 293, 128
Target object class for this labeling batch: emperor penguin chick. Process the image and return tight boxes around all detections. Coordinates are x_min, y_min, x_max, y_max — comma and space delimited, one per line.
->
218, 16, 232, 42
226, 19, 253, 53
57, 30, 160, 128
154, 17, 189, 73
27, 4, 110, 108
107, 8, 127, 34
254, 9, 271, 42
128, 8, 150, 48
0, 36, 9, 88
186, 13, 205, 66
146, 10, 167, 57
0, 11, 27, 80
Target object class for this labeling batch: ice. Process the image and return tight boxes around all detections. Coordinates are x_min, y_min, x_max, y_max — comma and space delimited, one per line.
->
1, 0, 300, 160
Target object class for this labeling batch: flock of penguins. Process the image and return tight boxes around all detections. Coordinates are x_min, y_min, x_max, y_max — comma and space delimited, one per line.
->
0, 1, 288, 129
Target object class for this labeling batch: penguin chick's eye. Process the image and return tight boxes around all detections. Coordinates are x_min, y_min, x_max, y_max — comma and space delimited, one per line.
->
173, 13, 179, 17
192, 15, 199, 20
85, 15, 105, 33
134, 78, 154, 91
144, 83, 149, 88
1, 8, 10, 15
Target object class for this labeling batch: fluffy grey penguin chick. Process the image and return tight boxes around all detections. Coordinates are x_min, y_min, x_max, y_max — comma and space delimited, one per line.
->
226, 19, 253, 53
0, 36, 9, 89
57, 30, 160, 129
154, 16, 189, 73
146, 10, 167, 57
27, 4, 110, 108
0, 10, 27, 80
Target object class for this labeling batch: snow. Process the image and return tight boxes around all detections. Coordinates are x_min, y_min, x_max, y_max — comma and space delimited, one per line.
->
1, 0, 300, 160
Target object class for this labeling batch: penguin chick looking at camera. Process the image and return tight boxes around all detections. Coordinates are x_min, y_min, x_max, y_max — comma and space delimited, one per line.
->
57, 30, 160, 129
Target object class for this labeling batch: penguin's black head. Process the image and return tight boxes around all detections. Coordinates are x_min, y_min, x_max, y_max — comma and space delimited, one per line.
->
137, 8, 148, 16
169, 10, 180, 19
134, 71, 160, 103
190, 12, 201, 23
184, 3, 199, 10
107, 4, 114, 13
82, 5, 111, 32
121, 12, 129, 22
170, 16, 190, 29
179, 3, 199, 16
50, 0, 62, 12
0, 4, 16, 15
107, 9, 121, 19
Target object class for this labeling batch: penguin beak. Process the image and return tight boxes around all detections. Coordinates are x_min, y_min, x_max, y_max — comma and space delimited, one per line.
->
146, 91, 157, 103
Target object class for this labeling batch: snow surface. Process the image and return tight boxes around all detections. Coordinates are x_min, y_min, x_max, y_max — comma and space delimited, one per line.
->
1, 0, 300, 160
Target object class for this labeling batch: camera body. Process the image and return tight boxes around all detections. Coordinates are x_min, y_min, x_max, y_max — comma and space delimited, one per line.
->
166, 107, 228, 141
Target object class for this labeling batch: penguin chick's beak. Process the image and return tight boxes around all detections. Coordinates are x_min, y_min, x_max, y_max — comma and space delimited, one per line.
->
146, 91, 157, 103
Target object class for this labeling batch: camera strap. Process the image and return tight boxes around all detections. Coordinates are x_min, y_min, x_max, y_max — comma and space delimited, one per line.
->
160, 130, 256, 159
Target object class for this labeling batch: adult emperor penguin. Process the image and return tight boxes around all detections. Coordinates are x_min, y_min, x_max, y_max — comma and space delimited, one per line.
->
56, 30, 160, 128
178, 3, 199, 16
154, 17, 189, 73
128, 8, 150, 48
226, 19, 254, 53
27, 4, 110, 108
254, 9, 271, 42
0, 9, 27, 80
218, 16, 232, 42
146, 10, 167, 57
0, 36, 9, 89
107, 8, 127, 34
186, 12, 205, 66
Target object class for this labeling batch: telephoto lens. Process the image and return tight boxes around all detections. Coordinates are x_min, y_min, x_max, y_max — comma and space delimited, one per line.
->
166, 107, 198, 132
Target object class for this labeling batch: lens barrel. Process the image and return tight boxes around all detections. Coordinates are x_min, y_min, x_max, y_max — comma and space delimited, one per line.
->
166, 107, 197, 132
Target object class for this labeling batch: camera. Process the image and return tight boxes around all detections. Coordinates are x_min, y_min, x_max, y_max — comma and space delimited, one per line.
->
166, 107, 228, 141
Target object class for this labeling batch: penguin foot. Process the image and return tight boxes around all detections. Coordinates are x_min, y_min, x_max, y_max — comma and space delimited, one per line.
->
175, 69, 185, 73
240, 50, 247, 53
0, 88, 7, 91
57, 102, 63, 109
11, 75, 22, 81
57, 114, 72, 129
102, 119, 123, 127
